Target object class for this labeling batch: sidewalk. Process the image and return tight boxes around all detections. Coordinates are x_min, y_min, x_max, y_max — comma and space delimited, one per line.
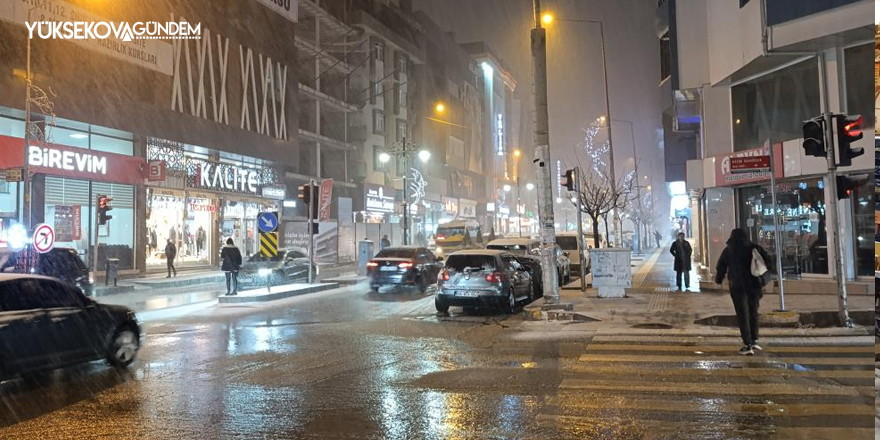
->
92, 263, 358, 314
529, 244, 874, 330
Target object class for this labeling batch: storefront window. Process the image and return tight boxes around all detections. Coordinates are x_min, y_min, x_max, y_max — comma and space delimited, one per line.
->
147, 192, 214, 267
738, 178, 827, 276
0, 116, 25, 138
92, 134, 133, 155
45, 177, 135, 269
222, 199, 279, 257
850, 175, 873, 277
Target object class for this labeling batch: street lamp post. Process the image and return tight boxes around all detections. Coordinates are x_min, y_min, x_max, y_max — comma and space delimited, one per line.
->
379, 138, 429, 246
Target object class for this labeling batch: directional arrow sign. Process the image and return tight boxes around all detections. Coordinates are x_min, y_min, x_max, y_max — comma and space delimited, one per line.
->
33, 223, 55, 253
257, 212, 279, 233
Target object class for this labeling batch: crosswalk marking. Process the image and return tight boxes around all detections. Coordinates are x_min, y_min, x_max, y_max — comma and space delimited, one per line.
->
532, 332, 873, 439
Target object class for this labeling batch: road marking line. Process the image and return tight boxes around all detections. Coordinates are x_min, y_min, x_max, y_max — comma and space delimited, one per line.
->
586, 343, 873, 353
541, 397, 874, 417
590, 335, 873, 345
565, 364, 872, 379
576, 353, 873, 365
559, 379, 872, 396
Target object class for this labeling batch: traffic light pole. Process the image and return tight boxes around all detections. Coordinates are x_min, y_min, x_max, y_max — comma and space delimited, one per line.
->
574, 168, 586, 294
308, 179, 315, 284
91, 198, 100, 290
817, 52, 852, 327
531, 0, 560, 304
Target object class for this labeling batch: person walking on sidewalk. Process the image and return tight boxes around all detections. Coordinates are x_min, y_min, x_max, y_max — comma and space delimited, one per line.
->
164, 239, 177, 278
669, 232, 692, 290
714, 228, 773, 356
654, 230, 662, 249
220, 238, 243, 296
380, 235, 391, 250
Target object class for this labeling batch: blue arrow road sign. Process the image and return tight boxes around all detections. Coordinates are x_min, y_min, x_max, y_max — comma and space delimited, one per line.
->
257, 212, 278, 233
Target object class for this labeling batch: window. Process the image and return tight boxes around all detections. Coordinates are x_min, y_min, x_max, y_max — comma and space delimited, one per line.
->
398, 53, 407, 75
373, 145, 386, 170
393, 83, 400, 115
374, 82, 383, 100
36, 280, 86, 308
731, 58, 820, 151
0, 280, 40, 311
659, 32, 671, 82
375, 248, 416, 259
444, 254, 496, 271
397, 120, 407, 143
373, 110, 385, 134
850, 174, 873, 277
844, 43, 872, 127
398, 86, 406, 112
737, 178, 827, 276
373, 40, 384, 62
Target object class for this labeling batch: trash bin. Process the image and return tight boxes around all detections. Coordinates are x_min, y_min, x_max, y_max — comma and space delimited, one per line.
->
105, 258, 120, 286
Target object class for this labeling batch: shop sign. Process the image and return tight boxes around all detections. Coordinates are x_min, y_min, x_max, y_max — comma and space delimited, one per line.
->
730, 156, 770, 173
458, 198, 477, 218
716, 143, 783, 187
187, 157, 260, 194
148, 160, 166, 181
254, 0, 299, 23
0, 135, 146, 185
318, 179, 333, 222
5, 168, 22, 182
54, 205, 81, 242
187, 199, 217, 212
442, 197, 458, 216
262, 185, 286, 199
365, 184, 395, 213
486, 202, 495, 212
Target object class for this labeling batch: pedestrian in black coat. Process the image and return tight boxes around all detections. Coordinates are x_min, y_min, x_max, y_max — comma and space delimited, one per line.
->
164, 239, 177, 278
715, 228, 773, 356
220, 238, 243, 295
669, 233, 692, 290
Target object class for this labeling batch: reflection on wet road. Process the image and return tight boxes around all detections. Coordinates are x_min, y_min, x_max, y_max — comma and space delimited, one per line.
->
0, 284, 874, 439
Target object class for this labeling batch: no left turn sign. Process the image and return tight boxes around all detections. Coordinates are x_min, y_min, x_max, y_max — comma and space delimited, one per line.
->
33, 223, 55, 253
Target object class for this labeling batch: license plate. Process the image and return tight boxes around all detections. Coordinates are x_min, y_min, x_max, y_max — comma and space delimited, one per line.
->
456, 290, 478, 297
380, 266, 397, 271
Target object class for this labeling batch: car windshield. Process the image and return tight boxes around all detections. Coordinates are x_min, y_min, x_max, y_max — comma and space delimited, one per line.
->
375, 248, 416, 258
445, 254, 496, 272
556, 236, 578, 250
436, 227, 465, 237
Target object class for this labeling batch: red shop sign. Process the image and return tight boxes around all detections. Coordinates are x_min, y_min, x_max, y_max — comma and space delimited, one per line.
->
0, 134, 146, 185
715, 142, 783, 187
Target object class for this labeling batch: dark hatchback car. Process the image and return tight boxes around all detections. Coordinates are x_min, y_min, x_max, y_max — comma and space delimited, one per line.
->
0, 247, 95, 296
367, 246, 443, 292
435, 250, 534, 314
239, 249, 316, 287
0, 274, 140, 381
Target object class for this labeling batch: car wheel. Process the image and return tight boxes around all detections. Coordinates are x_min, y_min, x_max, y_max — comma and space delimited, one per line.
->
503, 288, 517, 314
107, 325, 139, 367
435, 296, 449, 314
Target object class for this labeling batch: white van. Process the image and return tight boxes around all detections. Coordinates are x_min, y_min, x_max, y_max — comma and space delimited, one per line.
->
555, 232, 596, 274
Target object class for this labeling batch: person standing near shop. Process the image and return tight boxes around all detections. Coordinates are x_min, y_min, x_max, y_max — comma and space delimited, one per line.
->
164, 239, 177, 278
380, 235, 391, 250
220, 238, 243, 296
196, 226, 206, 256
715, 228, 773, 356
669, 232, 692, 290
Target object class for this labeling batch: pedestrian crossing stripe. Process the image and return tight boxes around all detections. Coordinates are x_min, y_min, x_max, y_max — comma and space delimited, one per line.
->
260, 231, 278, 258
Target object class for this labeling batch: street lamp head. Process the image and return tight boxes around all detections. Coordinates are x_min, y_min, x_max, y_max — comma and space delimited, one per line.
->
646, 185, 652, 191
418, 150, 431, 163
555, 197, 562, 203
503, 184, 511, 192
378, 152, 391, 163
513, 149, 521, 158
434, 102, 445, 114
541, 12, 554, 25
526, 182, 535, 191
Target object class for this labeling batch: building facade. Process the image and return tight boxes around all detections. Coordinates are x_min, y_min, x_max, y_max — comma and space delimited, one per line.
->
658, 0, 874, 288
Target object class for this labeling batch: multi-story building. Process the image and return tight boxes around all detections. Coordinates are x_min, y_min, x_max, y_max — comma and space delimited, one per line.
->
658, 0, 874, 293
0, 0, 300, 274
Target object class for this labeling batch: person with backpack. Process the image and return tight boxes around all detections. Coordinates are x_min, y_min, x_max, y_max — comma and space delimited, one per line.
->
715, 228, 773, 356
220, 238, 243, 295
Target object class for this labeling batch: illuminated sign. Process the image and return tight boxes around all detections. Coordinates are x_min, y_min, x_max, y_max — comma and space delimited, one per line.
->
28, 146, 107, 175
365, 184, 395, 213
496, 113, 504, 156
187, 157, 260, 194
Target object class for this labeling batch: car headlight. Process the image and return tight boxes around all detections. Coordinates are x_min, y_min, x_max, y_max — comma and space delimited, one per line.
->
436, 246, 442, 254
257, 268, 273, 276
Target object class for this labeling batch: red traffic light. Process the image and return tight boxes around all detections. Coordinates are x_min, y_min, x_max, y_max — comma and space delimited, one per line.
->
842, 115, 862, 138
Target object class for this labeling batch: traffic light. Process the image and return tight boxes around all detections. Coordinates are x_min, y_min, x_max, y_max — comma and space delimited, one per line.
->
801, 117, 826, 157
560, 169, 576, 192
310, 223, 319, 235
835, 175, 856, 200
834, 114, 864, 167
97, 195, 113, 225
297, 184, 319, 219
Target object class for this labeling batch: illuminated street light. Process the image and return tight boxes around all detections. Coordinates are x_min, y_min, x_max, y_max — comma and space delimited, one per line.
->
555, 197, 562, 203
542, 12, 554, 25
503, 184, 512, 192
526, 182, 535, 190
434, 102, 445, 114
418, 150, 431, 162
379, 152, 391, 163
513, 149, 521, 158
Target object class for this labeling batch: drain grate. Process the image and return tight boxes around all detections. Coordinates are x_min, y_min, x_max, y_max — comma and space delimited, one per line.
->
631, 323, 674, 329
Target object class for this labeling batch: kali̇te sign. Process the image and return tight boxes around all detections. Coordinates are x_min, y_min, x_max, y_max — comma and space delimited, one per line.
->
187, 157, 260, 194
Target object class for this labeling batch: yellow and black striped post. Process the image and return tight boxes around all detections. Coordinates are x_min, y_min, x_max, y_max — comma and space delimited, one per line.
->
259, 231, 278, 258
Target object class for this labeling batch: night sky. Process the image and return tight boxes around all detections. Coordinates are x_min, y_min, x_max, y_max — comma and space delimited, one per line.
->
414, 0, 668, 223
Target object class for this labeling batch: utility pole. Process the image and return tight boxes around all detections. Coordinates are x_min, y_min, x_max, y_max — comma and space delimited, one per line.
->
817, 52, 852, 327
308, 179, 316, 284
574, 167, 587, 294
531, 0, 560, 303
595, 21, 619, 246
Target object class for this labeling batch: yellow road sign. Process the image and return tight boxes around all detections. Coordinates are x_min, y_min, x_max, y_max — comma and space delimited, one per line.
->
260, 231, 278, 258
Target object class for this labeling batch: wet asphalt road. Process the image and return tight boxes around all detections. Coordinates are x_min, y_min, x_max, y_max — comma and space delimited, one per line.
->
0, 284, 874, 440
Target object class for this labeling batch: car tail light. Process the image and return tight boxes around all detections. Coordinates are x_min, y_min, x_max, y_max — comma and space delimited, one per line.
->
437, 234, 446, 240
398, 261, 413, 269
439, 269, 450, 281
485, 271, 503, 283
366, 261, 378, 269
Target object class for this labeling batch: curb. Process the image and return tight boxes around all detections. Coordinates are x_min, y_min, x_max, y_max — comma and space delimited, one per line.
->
218, 282, 340, 303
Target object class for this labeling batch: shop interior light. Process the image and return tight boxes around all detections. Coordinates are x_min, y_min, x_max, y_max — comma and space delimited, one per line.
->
283, 200, 297, 208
